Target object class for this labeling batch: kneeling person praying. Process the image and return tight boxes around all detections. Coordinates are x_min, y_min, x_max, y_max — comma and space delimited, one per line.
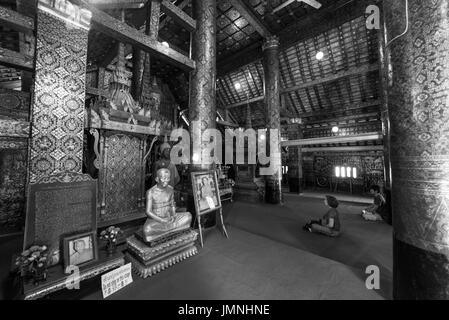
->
362, 185, 387, 222
303, 195, 341, 237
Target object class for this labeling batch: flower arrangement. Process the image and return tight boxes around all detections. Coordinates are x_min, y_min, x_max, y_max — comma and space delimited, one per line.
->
99, 226, 123, 254
14, 245, 49, 285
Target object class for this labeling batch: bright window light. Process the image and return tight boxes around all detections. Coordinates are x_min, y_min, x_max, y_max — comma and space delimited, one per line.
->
335, 167, 340, 177
346, 167, 351, 177
341, 167, 346, 178
353, 167, 357, 179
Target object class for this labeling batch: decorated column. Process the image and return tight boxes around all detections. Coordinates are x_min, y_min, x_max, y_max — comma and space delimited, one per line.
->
384, 0, 449, 299
262, 36, 282, 204
189, 0, 217, 170
377, 7, 392, 224
28, 0, 91, 183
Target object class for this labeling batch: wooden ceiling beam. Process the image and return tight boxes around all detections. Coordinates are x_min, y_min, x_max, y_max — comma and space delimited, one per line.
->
0, 6, 34, 34
300, 99, 381, 118
304, 112, 380, 126
281, 132, 382, 147
301, 145, 384, 153
225, 95, 265, 109
229, 0, 272, 38
159, 0, 190, 30
282, 63, 379, 94
86, 0, 147, 9
160, 0, 196, 32
72, 0, 195, 71
0, 47, 33, 71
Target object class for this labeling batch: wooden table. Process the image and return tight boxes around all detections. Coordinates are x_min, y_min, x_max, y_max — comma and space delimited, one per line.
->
23, 251, 125, 300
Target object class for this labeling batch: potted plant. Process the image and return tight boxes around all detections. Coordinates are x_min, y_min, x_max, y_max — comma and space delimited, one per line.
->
14, 245, 49, 286
99, 226, 123, 255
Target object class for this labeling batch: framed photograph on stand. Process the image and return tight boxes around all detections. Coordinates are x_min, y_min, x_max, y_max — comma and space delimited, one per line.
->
191, 170, 228, 247
63, 231, 98, 273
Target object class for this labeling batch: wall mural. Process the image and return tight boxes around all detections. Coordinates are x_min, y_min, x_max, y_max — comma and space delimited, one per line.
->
304, 152, 385, 193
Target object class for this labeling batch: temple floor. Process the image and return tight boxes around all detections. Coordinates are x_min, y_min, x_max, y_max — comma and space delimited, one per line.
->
0, 195, 392, 300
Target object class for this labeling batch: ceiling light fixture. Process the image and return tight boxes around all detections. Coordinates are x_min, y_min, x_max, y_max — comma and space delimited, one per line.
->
161, 41, 170, 48
234, 82, 242, 91
332, 126, 339, 133
316, 51, 324, 60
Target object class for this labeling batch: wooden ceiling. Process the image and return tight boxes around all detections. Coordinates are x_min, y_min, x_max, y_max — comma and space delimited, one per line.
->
0, 0, 381, 131
220, 13, 381, 128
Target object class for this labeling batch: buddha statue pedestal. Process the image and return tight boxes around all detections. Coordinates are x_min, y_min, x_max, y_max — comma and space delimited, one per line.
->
125, 168, 199, 278
125, 229, 198, 278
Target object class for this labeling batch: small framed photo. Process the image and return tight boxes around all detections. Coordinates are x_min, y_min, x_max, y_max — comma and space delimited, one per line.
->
191, 170, 222, 216
63, 231, 98, 272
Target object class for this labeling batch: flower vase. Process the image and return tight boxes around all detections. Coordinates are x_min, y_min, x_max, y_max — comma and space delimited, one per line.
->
32, 265, 47, 286
106, 242, 116, 255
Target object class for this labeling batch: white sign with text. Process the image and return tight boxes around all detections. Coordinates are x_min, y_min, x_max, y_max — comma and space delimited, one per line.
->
101, 263, 133, 299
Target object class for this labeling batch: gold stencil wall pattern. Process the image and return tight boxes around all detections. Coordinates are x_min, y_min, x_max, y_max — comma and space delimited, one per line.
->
29, 9, 89, 183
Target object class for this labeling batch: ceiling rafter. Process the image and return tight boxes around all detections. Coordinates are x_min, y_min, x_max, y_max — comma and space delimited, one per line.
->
87, 0, 147, 9
228, 0, 272, 38
160, 0, 196, 33
0, 47, 33, 71
72, 0, 195, 71
0, 5, 34, 34
159, 0, 190, 30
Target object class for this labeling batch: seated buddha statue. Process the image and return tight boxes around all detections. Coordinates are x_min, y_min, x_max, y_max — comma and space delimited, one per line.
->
143, 168, 192, 243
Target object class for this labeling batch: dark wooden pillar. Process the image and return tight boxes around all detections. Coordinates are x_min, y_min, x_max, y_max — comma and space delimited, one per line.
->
28, 0, 91, 183
262, 36, 282, 204
189, 0, 216, 170
287, 123, 302, 193
384, 0, 449, 299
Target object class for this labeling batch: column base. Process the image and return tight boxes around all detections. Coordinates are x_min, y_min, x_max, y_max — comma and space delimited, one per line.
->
288, 178, 302, 193
265, 179, 281, 204
394, 236, 449, 299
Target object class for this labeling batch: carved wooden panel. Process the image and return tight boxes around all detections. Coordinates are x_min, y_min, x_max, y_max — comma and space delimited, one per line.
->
99, 133, 146, 226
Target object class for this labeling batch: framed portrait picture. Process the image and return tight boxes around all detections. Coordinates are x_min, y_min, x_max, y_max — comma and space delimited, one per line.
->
191, 170, 222, 216
63, 231, 98, 272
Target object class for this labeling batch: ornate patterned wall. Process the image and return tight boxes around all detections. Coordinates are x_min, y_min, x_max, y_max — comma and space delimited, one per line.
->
385, 0, 449, 256
190, 0, 217, 170
29, 5, 89, 183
